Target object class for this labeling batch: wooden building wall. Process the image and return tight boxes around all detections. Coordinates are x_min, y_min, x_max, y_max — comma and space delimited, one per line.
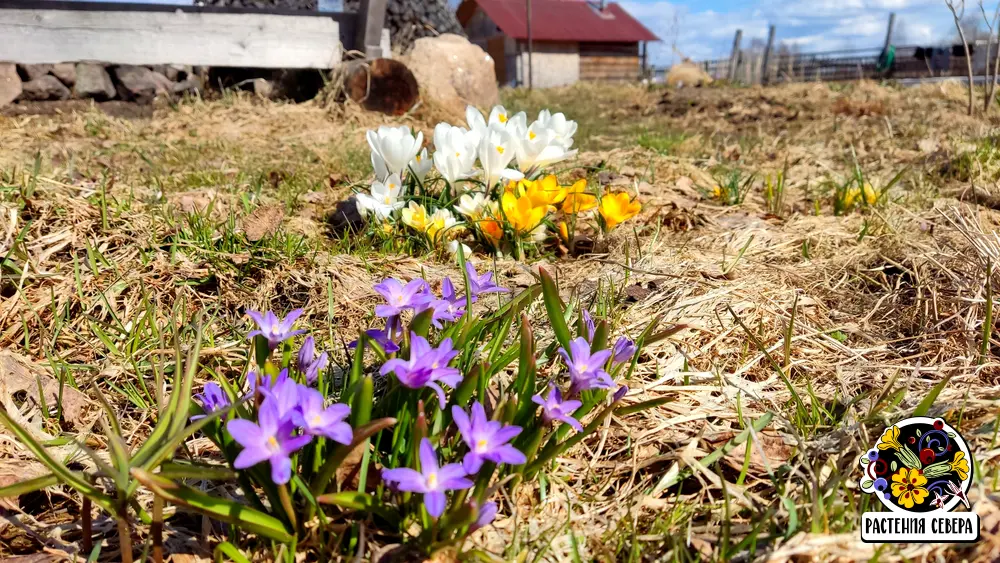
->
579, 42, 640, 82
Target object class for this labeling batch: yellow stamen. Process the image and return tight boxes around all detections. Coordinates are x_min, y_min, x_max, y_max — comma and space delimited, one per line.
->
499, 113, 507, 123
476, 438, 488, 451
496, 145, 505, 154
427, 473, 438, 488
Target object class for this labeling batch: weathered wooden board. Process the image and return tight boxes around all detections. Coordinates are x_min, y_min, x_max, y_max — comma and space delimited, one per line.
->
0, 8, 343, 68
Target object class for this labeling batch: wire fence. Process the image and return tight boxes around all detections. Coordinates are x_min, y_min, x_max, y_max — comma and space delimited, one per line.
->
656, 44, 994, 85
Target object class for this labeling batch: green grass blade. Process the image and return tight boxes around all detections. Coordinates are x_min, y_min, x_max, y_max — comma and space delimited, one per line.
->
0, 473, 59, 497
539, 268, 572, 351
316, 491, 395, 520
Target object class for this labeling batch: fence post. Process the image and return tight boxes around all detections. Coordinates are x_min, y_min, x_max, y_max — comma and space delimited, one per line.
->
761, 24, 776, 85
728, 29, 742, 82
355, 0, 388, 59
883, 12, 896, 52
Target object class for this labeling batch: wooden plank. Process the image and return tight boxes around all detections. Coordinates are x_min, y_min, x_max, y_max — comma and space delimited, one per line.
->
0, 8, 343, 68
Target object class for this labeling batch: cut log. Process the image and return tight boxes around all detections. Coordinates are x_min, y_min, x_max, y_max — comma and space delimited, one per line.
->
345, 58, 418, 116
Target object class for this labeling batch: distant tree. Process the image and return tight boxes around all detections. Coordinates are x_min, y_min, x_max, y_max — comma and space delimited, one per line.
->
980, 0, 1000, 111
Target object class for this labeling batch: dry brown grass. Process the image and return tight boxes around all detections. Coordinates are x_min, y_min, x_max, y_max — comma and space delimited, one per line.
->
2, 81, 1000, 561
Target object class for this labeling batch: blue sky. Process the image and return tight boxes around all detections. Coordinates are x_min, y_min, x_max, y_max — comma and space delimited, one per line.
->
621, 0, 967, 64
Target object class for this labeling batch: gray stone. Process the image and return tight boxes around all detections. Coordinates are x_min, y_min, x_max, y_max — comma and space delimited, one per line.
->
172, 76, 203, 96
19, 64, 53, 81
149, 71, 175, 95
51, 63, 76, 87
20, 76, 71, 101
0, 63, 22, 106
74, 63, 116, 100
113, 65, 159, 103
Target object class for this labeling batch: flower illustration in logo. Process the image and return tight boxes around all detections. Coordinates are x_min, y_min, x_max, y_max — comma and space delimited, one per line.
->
859, 417, 974, 514
890, 467, 928, 509
877, 426, 902, 450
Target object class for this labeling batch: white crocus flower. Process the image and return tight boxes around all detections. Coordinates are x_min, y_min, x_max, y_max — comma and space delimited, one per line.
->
534, 109, 578, 149
529, 223, 548, 243
409, 148, 432, 183
509, 119, 576, 174
465, 106, 488, 142
433, 124, 477, 187
447, 239, 473, 259
356, 173, 404, 221
478, 124, 523, 188
488, 105, 525, 128
371, 152, 389, 182
455, 192, 491, 220
366, 125, 423, 177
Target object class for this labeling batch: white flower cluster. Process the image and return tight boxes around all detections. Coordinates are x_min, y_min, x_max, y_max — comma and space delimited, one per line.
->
355, 105, 578, 222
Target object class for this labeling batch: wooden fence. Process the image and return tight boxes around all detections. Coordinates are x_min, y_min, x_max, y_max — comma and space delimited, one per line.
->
0, 0, 389, 68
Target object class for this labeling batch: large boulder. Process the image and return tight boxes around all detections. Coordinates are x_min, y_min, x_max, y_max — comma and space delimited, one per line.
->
0, 64, 21, 106
401, 34, 498, 115
74, 63, 116, 100
20, 76, 71, 101
665, 62, 713, 88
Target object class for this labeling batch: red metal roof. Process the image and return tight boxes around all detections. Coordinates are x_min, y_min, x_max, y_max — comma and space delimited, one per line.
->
467, 0, 659, 43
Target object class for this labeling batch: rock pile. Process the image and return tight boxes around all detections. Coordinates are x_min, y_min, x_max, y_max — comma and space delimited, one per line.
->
344, 0, 465, 50
0, 63, 204, 106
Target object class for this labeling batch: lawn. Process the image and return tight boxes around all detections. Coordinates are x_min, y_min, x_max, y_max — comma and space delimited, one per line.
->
1, 80, 998, 562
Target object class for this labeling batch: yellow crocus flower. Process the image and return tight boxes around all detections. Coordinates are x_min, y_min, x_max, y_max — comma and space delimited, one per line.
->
401, 201, 430, 233
501, 192, 546, 234
561, 179, 597, 214
598, 192, 642, 231
517, 175, 567, 210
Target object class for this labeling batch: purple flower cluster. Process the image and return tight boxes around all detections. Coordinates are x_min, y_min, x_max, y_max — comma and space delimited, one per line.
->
223, 376, 352, 485
361, 264, 508, 351
528, 309, 636, 433
382, 401, 525, 520
297, 336, 329, 383
380, 333, 461, 409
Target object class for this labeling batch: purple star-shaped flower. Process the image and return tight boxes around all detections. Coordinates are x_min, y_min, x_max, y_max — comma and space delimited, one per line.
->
581, 310, 596, 342
531, 383, 583, 431
470, 500, 498, 531
350, 316, 402, 354
226, 397, 312, 484
379, 333, 462, 409
191, 382, 230, 421
247, 369, 290, 399
611, 337, 636, 365
465, 262, 508, 297
559, 337, 614, 396
416, 298, 465, 328
380, 438, 473, 518
373, 278, 431, 318
452, 401, 526, 473
247, 309, 306, 350
297, 336, 329, 384
292, 386, 352, 444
